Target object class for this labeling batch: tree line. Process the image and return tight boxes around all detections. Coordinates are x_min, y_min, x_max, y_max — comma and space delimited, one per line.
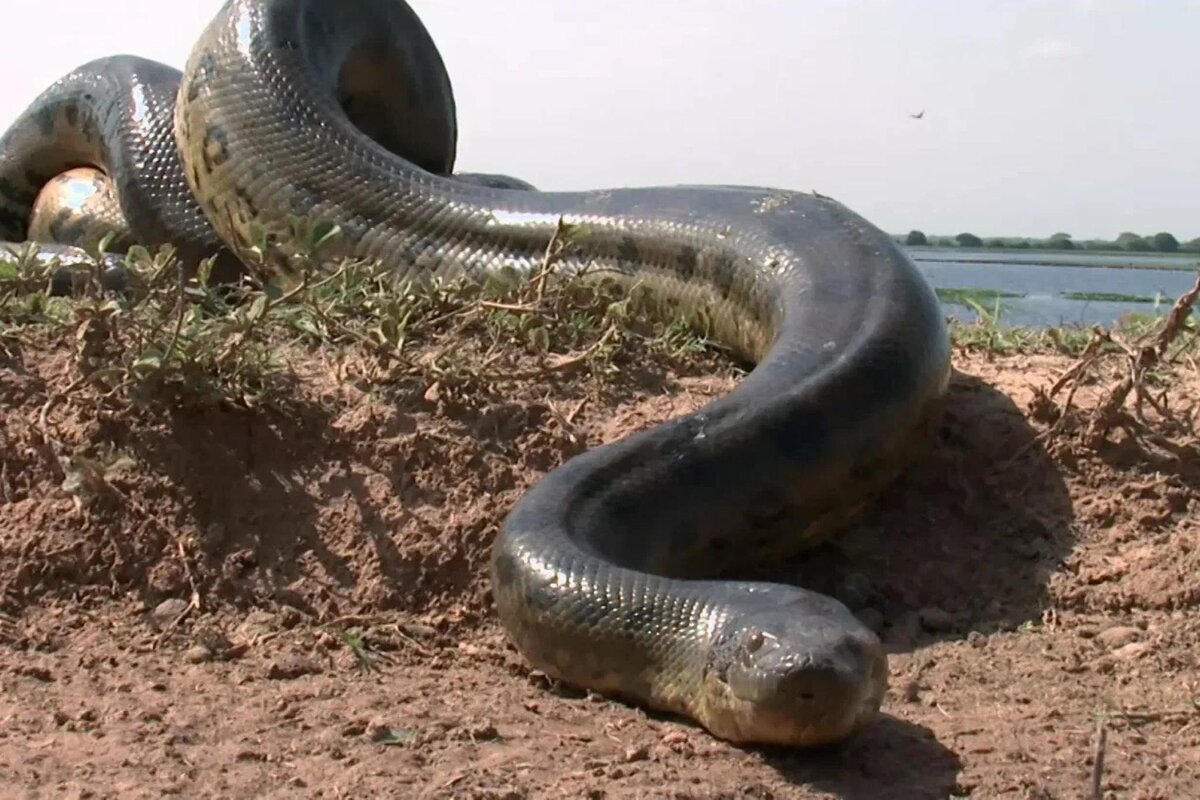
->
899, 230, 1199, 254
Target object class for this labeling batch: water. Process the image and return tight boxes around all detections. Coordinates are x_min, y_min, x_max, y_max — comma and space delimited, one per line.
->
906, 250, 1199, 328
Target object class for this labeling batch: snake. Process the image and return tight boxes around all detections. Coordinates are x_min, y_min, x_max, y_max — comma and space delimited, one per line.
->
0, 0, 951, 747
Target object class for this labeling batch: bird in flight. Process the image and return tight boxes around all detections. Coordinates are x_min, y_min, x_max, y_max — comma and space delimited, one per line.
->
910, 110, 925, 120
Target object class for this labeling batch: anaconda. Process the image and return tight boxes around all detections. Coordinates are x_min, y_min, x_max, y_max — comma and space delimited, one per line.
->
0, 0, 951, 747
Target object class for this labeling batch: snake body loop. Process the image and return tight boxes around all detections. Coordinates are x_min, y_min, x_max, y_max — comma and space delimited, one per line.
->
0, 0, 950, 746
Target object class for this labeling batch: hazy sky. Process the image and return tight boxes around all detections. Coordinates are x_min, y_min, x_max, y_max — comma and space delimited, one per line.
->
0, 0, 1196, 240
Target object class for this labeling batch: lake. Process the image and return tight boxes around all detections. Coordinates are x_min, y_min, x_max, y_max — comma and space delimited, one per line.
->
905, 249, 1200, 328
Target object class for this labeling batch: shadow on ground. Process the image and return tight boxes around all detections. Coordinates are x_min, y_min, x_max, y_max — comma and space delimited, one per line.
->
764, 715, 964, 800
773, 369, 1076, 652
737, 368, 1074, 798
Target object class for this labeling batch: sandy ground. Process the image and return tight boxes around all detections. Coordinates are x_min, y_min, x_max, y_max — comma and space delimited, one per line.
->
1, 320, 1198, 799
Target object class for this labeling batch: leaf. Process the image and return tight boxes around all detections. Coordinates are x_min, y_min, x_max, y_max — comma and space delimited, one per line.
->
244, 294, 269, 324
130, 354, 165, 378
308, 220, 342, 252
95, 230, 118, 257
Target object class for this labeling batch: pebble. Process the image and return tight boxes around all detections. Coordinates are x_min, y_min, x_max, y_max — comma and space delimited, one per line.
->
623, 745, 650, 763
266, 653, 322, 680
151, 598, 189, 628
236, 611, 277, 643
1112, 641, 1152, 661
1095, 625, 1141, 649
184, 645, 213, 664
400, 622, 438, 640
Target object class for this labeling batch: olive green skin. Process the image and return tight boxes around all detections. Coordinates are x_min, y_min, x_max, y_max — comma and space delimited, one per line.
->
0, 0, 951, 746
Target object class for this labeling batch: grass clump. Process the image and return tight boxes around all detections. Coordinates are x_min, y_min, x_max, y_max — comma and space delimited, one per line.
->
0, 217, 728, 416
2, 237, 286, 409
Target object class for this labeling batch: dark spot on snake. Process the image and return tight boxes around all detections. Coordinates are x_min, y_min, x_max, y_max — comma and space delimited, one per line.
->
771, 408, 829, 466
233, 186, 260, 219
201, 123, 231, 170
48, 209, 75, 241
64, 104, 79, 128
492, 552, 519, 586
708, 251, 735, 297
196, 50, 217, 77
617, 236, 639, 265
678, 244, 697, 279
339, 219, 368, 244
32, 104, 56, 136
522, 580, 557, 614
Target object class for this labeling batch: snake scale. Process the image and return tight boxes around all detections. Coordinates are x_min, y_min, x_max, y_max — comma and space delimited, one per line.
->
0, 0, 951, 746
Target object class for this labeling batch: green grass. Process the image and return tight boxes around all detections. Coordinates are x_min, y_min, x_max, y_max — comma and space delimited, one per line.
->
0, 219, 728, 415
946, 306, 1189, 356
935, 287, 1025, 306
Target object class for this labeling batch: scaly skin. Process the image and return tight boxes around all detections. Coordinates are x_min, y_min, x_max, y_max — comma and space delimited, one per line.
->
0, 0, 951, 746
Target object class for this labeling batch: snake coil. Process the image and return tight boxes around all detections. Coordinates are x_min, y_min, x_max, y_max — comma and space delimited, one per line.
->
0, 0, 950, 746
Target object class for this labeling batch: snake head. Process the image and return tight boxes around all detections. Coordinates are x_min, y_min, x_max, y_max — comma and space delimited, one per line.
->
699, 587, 887, 747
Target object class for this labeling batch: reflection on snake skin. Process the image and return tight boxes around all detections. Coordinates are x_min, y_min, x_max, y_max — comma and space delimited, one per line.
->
0, 0, 951, 746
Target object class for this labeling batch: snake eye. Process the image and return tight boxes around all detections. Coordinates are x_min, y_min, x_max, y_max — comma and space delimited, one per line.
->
744, 630, 765, 653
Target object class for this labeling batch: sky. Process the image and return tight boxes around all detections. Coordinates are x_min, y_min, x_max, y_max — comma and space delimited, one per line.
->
0, 0, 1196, 241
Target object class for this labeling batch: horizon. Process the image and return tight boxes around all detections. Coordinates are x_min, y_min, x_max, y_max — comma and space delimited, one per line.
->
0, 0, 1196, 242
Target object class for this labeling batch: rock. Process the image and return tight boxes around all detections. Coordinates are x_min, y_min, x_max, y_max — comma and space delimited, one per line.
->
266, 653, 322, 680
184, 645, 213, 664
1112, 641, 1152, 661
277, 607, 304, 629
399, 622, 438, 640
236, 610, 277, 642
918, 607, 955, 633
623, 744, 650, 763
151, 598, 190, 628
1095, 625, 1141, 649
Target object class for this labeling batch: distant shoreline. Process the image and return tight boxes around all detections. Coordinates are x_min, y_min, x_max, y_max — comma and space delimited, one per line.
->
903, 246, 1200, 271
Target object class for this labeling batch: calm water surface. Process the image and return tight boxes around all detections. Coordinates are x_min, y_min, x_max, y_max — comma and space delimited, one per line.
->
905, 250, 1199, 328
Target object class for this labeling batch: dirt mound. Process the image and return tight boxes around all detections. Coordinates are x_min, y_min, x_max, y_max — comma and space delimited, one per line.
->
1, 272, 1199, 797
